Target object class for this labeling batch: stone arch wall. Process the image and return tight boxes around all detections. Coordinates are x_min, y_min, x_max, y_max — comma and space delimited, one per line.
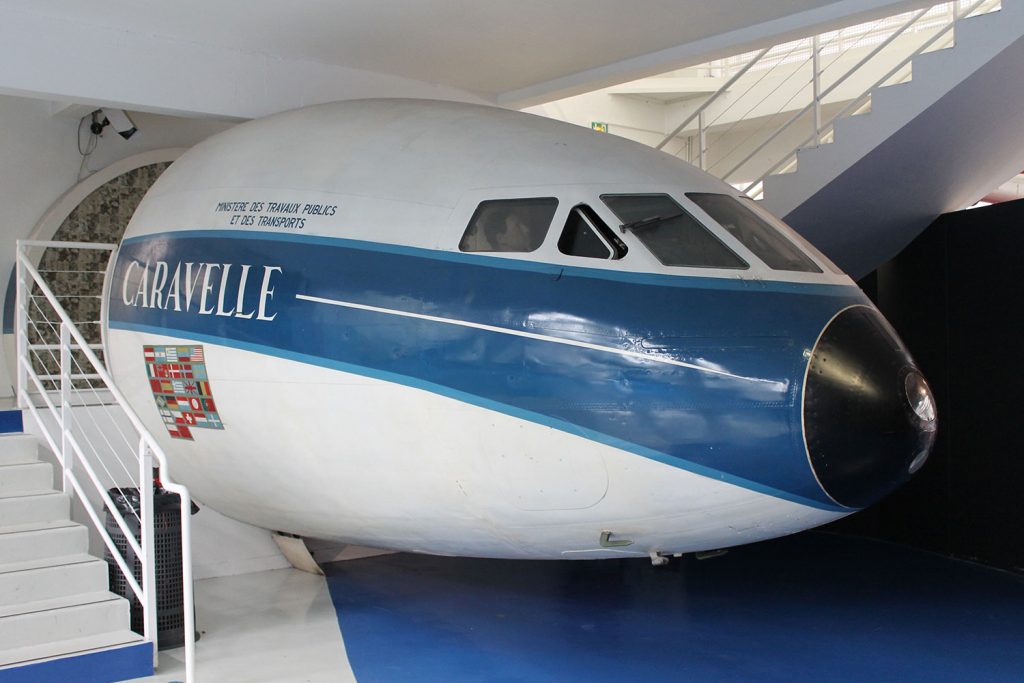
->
27, 162, 171, 386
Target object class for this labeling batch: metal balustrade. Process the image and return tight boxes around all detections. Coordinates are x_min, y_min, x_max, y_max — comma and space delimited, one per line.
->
15, 239, 195, 683
655, 0, 1001, 197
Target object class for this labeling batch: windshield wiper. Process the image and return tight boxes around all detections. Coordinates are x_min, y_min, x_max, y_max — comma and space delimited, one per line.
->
619, 212, 684, 233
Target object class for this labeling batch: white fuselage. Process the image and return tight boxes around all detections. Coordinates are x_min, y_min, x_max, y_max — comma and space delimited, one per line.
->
102, 99, 909, 559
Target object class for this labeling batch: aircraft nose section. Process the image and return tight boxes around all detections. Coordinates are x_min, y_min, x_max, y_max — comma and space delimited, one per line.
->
803, 306, 937, 509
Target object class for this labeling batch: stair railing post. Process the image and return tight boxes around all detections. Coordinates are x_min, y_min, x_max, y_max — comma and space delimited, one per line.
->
15, 244, 28, 409
177, 489, 196, 683
698, 110, 707, 170
59, 322, 72, 493
139, 437, 158, 664
812, 33, 822, 146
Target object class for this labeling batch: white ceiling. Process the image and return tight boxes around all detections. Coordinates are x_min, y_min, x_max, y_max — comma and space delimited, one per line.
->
0, 0, 934, 118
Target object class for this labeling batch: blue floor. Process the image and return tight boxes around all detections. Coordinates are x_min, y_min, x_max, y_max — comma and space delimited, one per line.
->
0, 409, 23, 434
0, 642, 152, 683
325, 532, 1024, 682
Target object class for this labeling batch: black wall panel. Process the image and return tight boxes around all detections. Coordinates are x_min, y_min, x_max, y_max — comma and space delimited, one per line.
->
825, 198, 1024, 574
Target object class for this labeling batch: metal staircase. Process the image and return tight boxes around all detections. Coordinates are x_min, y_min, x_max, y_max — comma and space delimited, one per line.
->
0, 240, 196, 681
760, 0, 1024, 277
647, 0, 1024, 277
524, 2, 1024, 275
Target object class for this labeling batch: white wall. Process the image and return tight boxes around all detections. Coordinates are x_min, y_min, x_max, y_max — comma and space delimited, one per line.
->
0, 94, 236, 398
528, 93, 668, 147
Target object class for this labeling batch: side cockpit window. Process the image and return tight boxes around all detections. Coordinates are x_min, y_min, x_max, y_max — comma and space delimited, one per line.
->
459, 198, 558, 253
687, 193, 822, 273
558, 205, 628, 260
739, 196, 844, 274
601, 194, 747, 269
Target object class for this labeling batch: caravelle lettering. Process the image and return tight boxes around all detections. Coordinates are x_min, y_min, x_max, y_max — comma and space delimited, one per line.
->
234, 265, 255, 319
150, 261, 168, 309
122, 260, 140, 306
165, 262, 182, 311
134, 262, 149, 307
184, 263, 202, 311
257, 266, 281, 322
199, 264, 220, 315
121, 260, 281, 322
216, 264, 235, 317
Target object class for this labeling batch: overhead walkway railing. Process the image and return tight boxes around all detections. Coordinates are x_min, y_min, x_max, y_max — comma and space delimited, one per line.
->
15, 240, 195, 683
654, 0, 1001, 198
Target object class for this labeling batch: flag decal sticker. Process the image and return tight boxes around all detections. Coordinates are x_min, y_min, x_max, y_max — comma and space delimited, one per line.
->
144, 345, 224, 440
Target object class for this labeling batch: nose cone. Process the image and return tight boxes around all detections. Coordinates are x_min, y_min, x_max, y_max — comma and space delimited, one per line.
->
803, 306, 937, 508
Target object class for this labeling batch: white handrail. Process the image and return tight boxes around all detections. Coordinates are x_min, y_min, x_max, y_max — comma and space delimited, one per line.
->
18, 239, 118, 250
22, 354, 145, 601
654, 46, 772, 151
722, 5, 934, 183
656, 0, 999, 194
740, 0, 990, 193
17, 373, 143, 604
15, 240, 196, 683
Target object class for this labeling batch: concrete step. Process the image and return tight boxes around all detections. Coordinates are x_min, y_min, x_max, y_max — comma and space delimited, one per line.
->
0, 434, 39, 465
0, 523, 88, 564
0, 556, 110, 607
0, 589, 125, 619
0, 491, 70, 528
0, 592, 130, 652
831, 103, 877, 145
0, 461, 53, 495
0, 629, 144, 670
0, 552, 101, 576
0, 518, 90, 535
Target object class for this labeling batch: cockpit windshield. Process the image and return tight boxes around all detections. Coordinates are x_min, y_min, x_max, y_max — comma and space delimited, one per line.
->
600, 194, 748, 269
687, 193, 822, 273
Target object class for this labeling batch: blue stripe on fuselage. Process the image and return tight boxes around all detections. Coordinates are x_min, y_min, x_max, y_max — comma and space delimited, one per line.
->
109, 230, 868, 510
